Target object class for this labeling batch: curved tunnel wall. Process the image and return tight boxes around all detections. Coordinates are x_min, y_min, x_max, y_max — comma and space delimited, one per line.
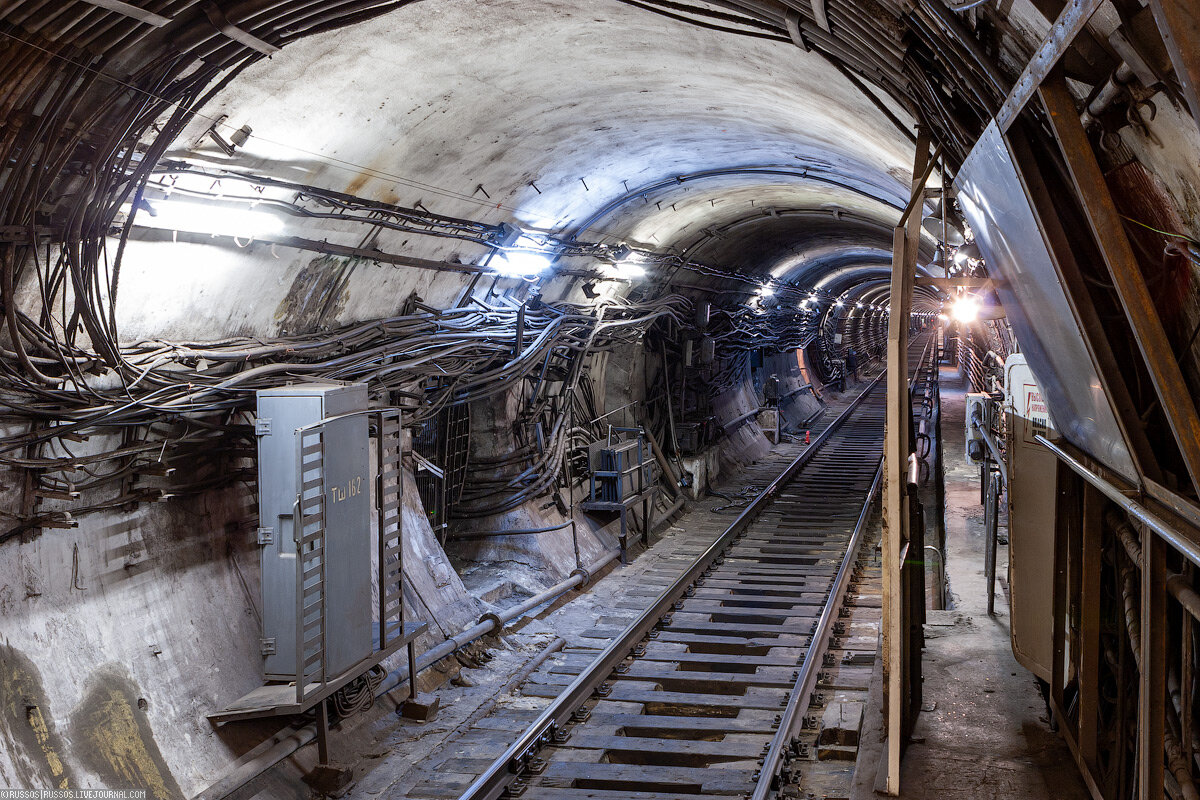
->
2, 0, 1200, 793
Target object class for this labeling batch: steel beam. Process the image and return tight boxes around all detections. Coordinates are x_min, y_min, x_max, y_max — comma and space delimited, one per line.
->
1140, 530, 1167, 800
1040, 73, 1200, 498
1147, 0, 1200, 132
997, 0, 1104, 132
1079, 484, 1103, 769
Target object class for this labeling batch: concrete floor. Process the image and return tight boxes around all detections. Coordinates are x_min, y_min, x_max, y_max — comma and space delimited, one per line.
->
854, 364, 1089, 799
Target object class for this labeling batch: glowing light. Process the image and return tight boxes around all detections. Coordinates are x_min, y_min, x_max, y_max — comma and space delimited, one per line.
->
835, 300, 844, 308
855, 302, 864, 309
611, 261, 646, 279
134, 199, 283, 239
493, 249, 554, 277
758, 284, 774, 298
951, 295, 981, 323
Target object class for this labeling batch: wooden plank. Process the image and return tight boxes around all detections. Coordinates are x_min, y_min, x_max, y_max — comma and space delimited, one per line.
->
555, 734, 763, 760
583, 711, 780, 734
534, 761, 755, 793
1140, 532, 1167, 799
521, 683, 787, 712
1079, 484, 1103, 768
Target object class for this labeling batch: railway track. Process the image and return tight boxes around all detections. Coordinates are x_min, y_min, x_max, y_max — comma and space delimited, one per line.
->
452, 342, 934, 800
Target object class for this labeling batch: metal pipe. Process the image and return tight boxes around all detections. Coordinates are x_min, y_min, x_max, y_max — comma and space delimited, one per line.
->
1080, 62, 1137, 127
448, 519, 575, 540
193, 546, 621, 800
971, 410, 1008, 487
723, 406, 763, 431
651, 496, 686, 532
1037, 435, 1200, 568
642, 424, 682, 497
1168, 573, 1200, 623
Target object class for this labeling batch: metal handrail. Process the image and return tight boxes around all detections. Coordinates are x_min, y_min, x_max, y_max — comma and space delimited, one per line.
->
1036, 435, 1200, 568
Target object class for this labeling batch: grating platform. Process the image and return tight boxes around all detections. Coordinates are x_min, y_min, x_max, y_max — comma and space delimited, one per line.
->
208, 621, 427, 723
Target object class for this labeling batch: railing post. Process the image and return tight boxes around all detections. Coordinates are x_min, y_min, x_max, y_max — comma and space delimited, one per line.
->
881, 126, 931, 795
1140, 528, 1167, 799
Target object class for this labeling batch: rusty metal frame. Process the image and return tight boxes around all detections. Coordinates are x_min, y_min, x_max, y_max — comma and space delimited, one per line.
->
996, 0, 1105, 133
1001, 129, 1161, 483
1039, 72, 1200, 499
1146, 0, 1200, 131
1038, 433, 1200, 800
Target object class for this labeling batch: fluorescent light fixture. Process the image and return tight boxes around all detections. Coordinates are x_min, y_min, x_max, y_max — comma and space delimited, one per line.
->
492, 249, 554, 277
605, 259, 646, 280
606, 247, 648, 279
951, 295, 980, 323
135, 199, 283, 239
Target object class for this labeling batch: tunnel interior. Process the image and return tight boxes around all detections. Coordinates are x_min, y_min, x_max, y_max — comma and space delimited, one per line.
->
2, 0, 1200, 797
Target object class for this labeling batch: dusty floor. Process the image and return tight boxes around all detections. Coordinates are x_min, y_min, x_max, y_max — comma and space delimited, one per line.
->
853, 363, 1088, 799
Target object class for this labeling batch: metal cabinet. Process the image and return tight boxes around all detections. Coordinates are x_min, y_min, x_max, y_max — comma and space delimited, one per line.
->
256, 383, 371, 680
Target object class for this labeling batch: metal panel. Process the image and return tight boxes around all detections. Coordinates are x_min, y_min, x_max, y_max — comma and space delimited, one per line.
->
1004, 354, 1058, 681
257, 383, 371, 680
318, 392, 372, 677
954, 122, 1137, 482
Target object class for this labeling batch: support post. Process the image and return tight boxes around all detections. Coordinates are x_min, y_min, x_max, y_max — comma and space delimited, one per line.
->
1140, 528, 1167, 799
881, 225, 910, 796
316, 699, 331, 765
880, 127, 931, 795
1079, 483, 1103, 769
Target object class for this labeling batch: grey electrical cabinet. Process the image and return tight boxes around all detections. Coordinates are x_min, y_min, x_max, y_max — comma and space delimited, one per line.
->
256, 383, 372, 681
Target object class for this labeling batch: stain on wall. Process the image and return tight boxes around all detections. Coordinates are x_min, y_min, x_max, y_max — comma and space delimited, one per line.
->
69, 668, 182, 800
275, 255, 355, 334
0, 644, 74, 789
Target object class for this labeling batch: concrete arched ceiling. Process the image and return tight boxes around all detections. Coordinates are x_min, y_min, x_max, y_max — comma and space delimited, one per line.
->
157, 0, 932, 309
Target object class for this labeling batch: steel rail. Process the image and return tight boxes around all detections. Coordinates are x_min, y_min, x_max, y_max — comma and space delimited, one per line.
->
454, 371, 887, 800
752, 333, 935, 798
751, 457, 883, 800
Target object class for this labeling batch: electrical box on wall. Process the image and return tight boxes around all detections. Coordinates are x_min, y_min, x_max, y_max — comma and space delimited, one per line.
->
965, 392, 994, 464
256, 383, 372, 681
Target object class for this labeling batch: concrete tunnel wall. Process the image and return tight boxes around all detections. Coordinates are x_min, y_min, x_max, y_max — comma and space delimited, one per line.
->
6, 0, 1200, 795
0, 3, 930, 792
